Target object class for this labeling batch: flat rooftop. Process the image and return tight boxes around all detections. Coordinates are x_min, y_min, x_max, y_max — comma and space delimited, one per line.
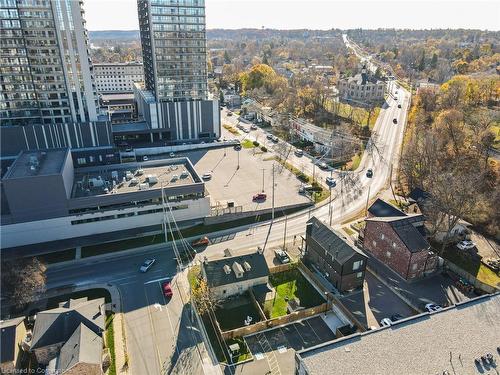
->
72, 159, 199, 198
3, 149, 68, 179
298, 293, 500, 375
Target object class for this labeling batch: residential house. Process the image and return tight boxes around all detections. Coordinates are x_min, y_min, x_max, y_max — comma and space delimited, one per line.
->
201, 251, 270, 300
30, 297, 105, 365
46, 323, 103, 375
304, 217, 368, 293
0, 317, 27, 373
363, 199, 437, 280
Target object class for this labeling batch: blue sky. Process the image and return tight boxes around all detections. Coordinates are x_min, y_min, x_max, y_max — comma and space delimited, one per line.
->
83, 0, 500, 31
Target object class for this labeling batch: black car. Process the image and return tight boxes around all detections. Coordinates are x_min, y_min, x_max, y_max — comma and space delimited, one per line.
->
393, 118, 398, 124
366, 169, 373, 178
397, 104, 402, 109
390, 314, 404, 322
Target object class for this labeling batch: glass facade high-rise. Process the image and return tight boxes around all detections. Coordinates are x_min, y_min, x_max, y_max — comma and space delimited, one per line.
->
137, 0, 208, 102
0, 0, 98, 126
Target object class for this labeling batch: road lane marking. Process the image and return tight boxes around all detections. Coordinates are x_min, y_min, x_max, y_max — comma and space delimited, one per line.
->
144, 276, 171, 285
143, 287, 163, 374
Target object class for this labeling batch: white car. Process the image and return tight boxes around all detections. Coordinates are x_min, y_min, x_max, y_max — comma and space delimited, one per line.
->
250, 124, 258, 130
380, 318, 392, 327
139, 258, 156, 273
169, 152, 175, 158
457, 240, 475, 251
424, 303, 442, 312
142, 156, 149, 161
326, 177, 336, 187
294, 149, 304, 157
202, 172, 212, 180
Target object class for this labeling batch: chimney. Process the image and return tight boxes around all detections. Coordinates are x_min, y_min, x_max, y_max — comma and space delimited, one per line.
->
232, 262, 244, 278
243, 261, 252, 271
361, 64, 367, 85
223, 265, 231, 275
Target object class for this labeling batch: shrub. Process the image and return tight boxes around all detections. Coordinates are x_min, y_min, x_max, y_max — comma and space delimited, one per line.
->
260, 146, 267, 152
253, 140, 260, 147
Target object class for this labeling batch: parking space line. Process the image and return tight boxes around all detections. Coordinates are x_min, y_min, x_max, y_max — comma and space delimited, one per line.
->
305, 318, 322, 341
290, 323, 308, 347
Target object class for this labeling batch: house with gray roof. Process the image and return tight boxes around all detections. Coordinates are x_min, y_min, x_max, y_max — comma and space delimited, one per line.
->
304, 217, 368, 293
46, 323, 103, 375
201, 250, 270, 300
363, 199, 437, 280
0, 317, 27, 373
30, 297, 105, 365
296, 293, 500, 375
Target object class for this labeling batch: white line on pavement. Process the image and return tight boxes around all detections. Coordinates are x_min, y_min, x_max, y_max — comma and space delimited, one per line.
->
144, 276, 171, 285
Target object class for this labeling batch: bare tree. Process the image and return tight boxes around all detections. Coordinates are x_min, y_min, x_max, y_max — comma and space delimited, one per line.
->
1, 257, 47, 307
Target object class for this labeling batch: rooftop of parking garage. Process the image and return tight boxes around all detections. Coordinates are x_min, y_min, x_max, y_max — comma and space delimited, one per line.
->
71, 158, 201, 198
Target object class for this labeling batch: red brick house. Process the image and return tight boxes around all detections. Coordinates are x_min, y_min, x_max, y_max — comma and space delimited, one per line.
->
363, 200, 437, 280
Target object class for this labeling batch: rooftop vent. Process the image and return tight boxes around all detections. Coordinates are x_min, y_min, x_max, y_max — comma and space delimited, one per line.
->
243, 262, 251, 271
232, 262, 244, 278
223, 265, 231, 275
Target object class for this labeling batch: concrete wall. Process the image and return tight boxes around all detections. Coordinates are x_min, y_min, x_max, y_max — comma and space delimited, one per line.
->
0, 197, 210, 249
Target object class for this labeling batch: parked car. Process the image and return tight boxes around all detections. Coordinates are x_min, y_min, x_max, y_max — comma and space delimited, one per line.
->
191, 236, 210, 247
394, 97, 398, 101
272, 136, 279, 143
425, 303, 443, 312
457, 240, 475, 251
169, 152, 175, 158
250, 124, 258, 130
274, 249, 290, 264
318, 161, 328, 170
234, 144, 242, 151
299, 184, 313, 194
227, 112, 233, 116
397, 104, 402, 109
202, 172, 212, 180
294, 149, 304, 157
253, 193, 267, 201
390, 314, 404, 322
326, 176, 336, 187
393, 118, 398, 124
162, 280, 173, 298
380, 318, 392, 327
142, 155, 149, 161
140, 258, 156, 273
266, 134, 273, 140
366, 169, 373, 178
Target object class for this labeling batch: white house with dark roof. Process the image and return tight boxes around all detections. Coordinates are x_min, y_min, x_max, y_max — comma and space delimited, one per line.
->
201, 250, 270, 300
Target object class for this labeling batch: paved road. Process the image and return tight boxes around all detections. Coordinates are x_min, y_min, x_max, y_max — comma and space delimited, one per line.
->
45, 81, 409, 375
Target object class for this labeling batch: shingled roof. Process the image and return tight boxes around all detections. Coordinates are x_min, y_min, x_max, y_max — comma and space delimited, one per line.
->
0, 317, 24, 363
31, 297, 105, 350
368, 198, 406, 218
202, 251, 269, 288
306, 217, 366, 264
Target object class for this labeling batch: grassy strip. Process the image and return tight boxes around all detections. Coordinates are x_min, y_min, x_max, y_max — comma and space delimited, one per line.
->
106, 313, 117, 375
38, 248, 76, 264
342, 226, 355, 236
241, 139, 255, 148
223, 124, 240, 135
81, 206, 306, 258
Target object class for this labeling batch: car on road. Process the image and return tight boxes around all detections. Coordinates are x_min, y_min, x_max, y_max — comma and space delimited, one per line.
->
366, 169, 373, 178
169, 152, 175, 158
394, 97, 398, 101
227, 112, 233, 116
390, 314, 404, 322
318, 162, 329, 170
250, 124, 258, 130
299, 184, 313, 194
243, 128, 250, 133
294, 149, 304, 157
202, 172, 212, 180
266, 134, 273, 140
397, 104, 402, 109
393, 118, 398, 124
140, 258, 156, 273
395, 91, 398, 95
326, 176, 336, 187
252, 193, 267, 201
162, 280, 173, 298
191, 236, 210, 247
274, 249, 290, 264
457, 240, 475, 251
142, 155, 149, 161
271, 135, 279, 143
425, 303, 443, 312
380, 318, 392, 327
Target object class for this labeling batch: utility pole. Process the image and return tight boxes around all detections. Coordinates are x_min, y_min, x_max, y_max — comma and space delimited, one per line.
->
365, 184, 371, 216
237, 149, 240, 170
283, 214, 288, 249
261, 168, 265, 193
271, 164, 275, 221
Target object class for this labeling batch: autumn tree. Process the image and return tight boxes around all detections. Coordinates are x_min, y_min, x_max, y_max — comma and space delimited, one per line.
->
1, 257, 47, 307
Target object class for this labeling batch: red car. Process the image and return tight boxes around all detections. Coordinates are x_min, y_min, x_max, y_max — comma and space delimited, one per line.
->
191, 236, 210, 247
252, 193, 267, 201
162, 280, 173, 298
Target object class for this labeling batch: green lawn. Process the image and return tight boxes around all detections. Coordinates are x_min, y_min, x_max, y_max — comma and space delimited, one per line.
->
37, 248, 76, 264
263, 268, 324, 318
348, 153, 361, 171
106, 313, 117, 375
226, 337, 252, 363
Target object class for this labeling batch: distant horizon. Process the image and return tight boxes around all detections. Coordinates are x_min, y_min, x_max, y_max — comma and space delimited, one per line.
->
83, 0, 500, 32
88, 27, 500, 32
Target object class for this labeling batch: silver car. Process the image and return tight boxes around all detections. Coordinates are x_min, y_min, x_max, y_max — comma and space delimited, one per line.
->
140, 258, 156, 273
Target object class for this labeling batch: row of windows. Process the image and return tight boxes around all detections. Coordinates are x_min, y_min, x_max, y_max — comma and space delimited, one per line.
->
151, 0, 204, 6
151, 6, 204, 15
152, 23, 205, 32
151, 15, 205, 24
70, 205, 189, 225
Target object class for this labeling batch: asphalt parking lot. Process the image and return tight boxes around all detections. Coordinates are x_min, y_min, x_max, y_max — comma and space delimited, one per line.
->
182, 147, 311, 212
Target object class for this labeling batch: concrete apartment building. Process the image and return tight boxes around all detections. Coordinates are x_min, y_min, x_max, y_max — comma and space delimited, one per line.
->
338, 66, 386, 103
0, 148, 211, 254
133, 0, 221, 143
94, 62, 144, 93
0, 0, 112, 158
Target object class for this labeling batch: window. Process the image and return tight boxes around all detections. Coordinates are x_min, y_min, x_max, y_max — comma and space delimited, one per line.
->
77, 157, 86, 165
386, 251, 391, 258
392, 242, 397, 248
380, 234, 385, 240
353, 260, 363, 271
223, 290, 226, 294
356, 272, 363, 278
412, 263, 418, 271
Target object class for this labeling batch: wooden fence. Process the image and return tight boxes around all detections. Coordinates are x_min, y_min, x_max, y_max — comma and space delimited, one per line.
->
445, 260, 499, 294
221, 303, 328, 340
